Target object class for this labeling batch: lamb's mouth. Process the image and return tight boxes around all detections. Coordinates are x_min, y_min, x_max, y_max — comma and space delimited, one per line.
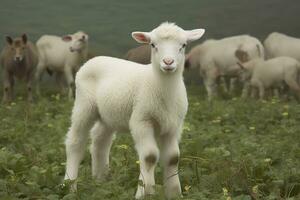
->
69, 47, 82, 53
161, 66, 176, 73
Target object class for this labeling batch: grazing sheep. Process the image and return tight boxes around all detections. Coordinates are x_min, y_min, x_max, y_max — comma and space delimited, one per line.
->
1, 34, 38, 102
49, 50, 97, 95
185, 35, 264, 100
124, 44, 151, 64
64, 22, 205, 199
264, 32, 300, 60
35, 31, 89, 99
236, 51, 300, 100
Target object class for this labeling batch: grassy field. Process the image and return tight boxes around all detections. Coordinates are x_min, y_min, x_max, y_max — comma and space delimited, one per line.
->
1, 1, 300, 199
0, 86, 299, 200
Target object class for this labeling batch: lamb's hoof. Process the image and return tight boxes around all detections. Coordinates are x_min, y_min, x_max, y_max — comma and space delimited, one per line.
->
62, 179, 77, 193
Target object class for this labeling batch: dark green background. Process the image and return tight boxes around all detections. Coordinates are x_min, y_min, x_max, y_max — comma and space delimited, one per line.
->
1, 0, 300, 57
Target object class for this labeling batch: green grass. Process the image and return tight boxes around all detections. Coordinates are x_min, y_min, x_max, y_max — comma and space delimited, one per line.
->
1, 1, 300, 199
0, 86, 300, 199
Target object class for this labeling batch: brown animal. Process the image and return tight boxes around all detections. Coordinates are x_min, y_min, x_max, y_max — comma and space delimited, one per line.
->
124, 45, 151, 64
1, 34, 38, 102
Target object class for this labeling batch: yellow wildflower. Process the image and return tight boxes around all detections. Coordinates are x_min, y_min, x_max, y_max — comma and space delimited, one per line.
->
252, 185, 259, 194
184, 185, 191, 192
222, 187, 229, 196
282, 112, 288, 117
117, 144, 128, 150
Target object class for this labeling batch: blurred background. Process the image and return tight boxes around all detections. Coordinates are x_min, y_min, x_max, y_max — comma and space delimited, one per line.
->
1, 0, 300, 58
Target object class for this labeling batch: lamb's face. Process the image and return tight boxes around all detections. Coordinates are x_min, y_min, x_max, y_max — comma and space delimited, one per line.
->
62, 31, 88, 53
132, 22, 205, 74
149, 38, 186, 73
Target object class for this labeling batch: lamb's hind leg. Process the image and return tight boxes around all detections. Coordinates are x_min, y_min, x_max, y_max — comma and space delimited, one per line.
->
56, 72, 66, 94
130, 120, 159, 199
90, 121, 114, 180
160, 132, 182, 199
35, 62, 45, 96
26, 71, 34, 102
64, 96, 98, 188
204, 77, 217, 102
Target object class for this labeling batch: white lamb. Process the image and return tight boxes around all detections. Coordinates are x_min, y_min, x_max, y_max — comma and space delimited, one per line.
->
35, 31, 89, 98
64, 22, 205, 199
185, 35, 264, 100
235, 50, 300, 100
264, 32, 300, 61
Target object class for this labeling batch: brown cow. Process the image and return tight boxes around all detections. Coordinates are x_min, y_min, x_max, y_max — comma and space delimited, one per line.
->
124, 45, 151, 64
1, 34, 38, 102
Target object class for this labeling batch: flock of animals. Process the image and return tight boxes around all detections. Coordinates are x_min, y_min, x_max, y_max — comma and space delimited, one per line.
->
1, 27, 300, 103
1, 31, 88, 102
1, 21, 300, 199
126, 32, 300, 101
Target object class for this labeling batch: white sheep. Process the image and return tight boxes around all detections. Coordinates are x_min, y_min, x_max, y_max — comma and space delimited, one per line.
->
236, 50, 300, 100
264, 32, 300, 61
35, 31, 89, 98
64, 22, 205, 199
185, 35, 264, 100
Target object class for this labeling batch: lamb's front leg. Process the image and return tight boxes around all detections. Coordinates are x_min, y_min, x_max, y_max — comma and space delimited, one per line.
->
64, 66, 75, 100
2, 72, 12, 103
160, 132, 182, 199
130, 121, 159, 199
241, 81, 250, 98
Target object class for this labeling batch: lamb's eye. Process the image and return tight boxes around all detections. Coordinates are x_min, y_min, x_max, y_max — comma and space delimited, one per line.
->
179, 44, 187, 51
151, 43, 156, 48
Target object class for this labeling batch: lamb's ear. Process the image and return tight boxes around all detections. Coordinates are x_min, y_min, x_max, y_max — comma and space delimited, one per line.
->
21, 34, 27, 44
235, 49, 249, 63
5, 36, 13, 45
131, 32, 151, 44
185, 29, 205, 42
62, 35, 72, 42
